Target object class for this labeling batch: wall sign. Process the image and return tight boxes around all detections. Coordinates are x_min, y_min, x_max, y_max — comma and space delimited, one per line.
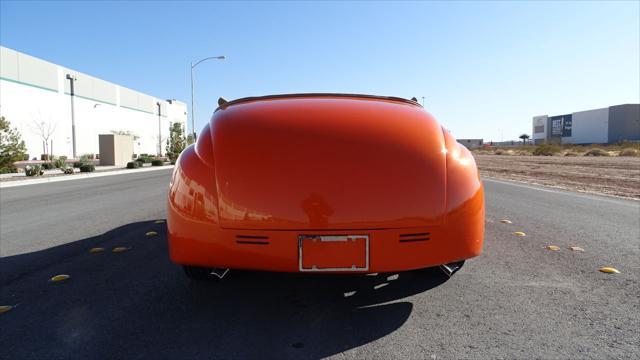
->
562, 116, 572, 137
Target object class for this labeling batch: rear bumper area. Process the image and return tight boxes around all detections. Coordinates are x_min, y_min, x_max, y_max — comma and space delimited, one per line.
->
168, 194, 483, 273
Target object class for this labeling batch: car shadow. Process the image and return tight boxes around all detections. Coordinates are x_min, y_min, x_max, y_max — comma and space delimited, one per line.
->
0, 221, 450, 360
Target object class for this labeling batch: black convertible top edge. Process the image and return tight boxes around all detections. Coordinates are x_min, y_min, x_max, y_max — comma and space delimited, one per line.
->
214, 93, 423, 111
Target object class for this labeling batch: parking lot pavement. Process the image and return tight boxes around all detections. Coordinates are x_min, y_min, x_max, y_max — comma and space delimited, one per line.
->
0, 219, 448, 359
0, 168, 171, 257
1, 173, 638, 359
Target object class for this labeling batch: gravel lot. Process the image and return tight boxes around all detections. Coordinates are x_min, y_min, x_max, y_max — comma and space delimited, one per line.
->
474, 154, 640, 199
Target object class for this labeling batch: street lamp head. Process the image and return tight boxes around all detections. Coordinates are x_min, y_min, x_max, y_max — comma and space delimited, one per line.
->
217, 56, 226, 60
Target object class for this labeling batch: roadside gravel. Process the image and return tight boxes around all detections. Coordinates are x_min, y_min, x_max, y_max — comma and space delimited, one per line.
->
474, 154, 640, 199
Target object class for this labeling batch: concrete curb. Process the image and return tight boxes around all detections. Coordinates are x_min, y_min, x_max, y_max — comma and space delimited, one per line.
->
0, 165, 173, 189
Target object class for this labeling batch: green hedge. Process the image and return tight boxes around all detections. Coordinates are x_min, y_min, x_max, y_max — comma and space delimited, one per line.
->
126, 161, 140, 169
80, 164, 95, 173
151, 159, 164, 166
0, 167, 18, 174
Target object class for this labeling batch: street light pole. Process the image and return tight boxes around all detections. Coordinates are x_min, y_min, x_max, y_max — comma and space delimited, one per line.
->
190, 62, 195, 140
190, 55, 225, 140
66, 74, 77, 158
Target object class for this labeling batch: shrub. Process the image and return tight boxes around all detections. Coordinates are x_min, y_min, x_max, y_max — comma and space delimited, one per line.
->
136, 156, 152, 163
619, 140, 639, 149
23, 154, 30, 161
0, 167, 18, 174
41, 162, 55, 170
79, 164, 95, 172
151, 159, 164, 166
166, 122, 186, 163
53, 156, 67, 168
0, 117, 28, 171
79, 154, 94, 164
584, 148, 609, 157
126, 161, 140, 169
73, 161, 83, 168
494, 149, 504, 155
564, 152, 579, 157
618, 148, 639, 157
25, 164, 43, 176
533, 144, 560, 156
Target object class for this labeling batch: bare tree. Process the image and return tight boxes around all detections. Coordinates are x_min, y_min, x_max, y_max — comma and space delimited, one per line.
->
30, 112, 57, 160
110, 129, 140, 140
153, 134, 168, 157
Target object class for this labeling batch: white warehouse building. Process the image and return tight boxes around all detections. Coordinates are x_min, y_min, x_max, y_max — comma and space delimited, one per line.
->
0, 46, 187, 160
532, 104, 640, 145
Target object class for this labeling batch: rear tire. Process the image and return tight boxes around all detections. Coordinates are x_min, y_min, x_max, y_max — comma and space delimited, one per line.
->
183, 265, 213, 281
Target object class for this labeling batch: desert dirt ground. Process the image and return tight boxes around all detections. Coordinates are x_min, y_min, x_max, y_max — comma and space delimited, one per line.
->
474, 154, 640, 199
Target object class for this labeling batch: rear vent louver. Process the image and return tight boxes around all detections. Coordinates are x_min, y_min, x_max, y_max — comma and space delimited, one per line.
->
235, 235, 269, 245
399, 232, 430, 243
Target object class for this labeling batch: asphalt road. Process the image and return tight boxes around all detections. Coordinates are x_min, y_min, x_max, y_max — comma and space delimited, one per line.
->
1, 172, 638, 359
0, 169, 170, 258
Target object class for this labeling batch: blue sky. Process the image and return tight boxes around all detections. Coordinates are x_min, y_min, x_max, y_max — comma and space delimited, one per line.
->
1, 1, 638, 141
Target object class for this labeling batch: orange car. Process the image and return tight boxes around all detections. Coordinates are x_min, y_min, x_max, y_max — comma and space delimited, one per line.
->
167, 94, 484, 280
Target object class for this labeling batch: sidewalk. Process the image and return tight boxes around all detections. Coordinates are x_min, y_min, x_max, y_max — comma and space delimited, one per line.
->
0, 164, 173, 188
0, 165, 118, 180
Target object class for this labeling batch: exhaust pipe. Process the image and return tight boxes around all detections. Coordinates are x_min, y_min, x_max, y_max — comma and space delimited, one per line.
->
210, 268, 229, 279
439, 261, 465, 277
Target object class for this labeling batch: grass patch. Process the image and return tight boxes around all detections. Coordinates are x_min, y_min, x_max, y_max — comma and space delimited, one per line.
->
584, 148, 610, 157
619, 148, 639, 157
533, 144, 561, 156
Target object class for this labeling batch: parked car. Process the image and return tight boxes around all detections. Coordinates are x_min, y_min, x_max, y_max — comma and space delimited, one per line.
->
167, 94, 484, 280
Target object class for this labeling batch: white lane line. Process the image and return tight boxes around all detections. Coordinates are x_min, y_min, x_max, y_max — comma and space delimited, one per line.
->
0, 166, 173, 189
482, 177, 639, 206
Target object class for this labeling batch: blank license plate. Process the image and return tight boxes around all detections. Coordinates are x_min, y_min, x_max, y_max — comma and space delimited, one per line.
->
298, 235, 369, 272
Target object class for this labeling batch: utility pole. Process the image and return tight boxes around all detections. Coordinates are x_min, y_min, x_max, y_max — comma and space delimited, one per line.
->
66, 74, 77, 158
157, 102, 162, 156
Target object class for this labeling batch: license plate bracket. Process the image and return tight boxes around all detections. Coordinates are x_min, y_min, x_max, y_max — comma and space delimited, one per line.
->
298, 235, 369, 272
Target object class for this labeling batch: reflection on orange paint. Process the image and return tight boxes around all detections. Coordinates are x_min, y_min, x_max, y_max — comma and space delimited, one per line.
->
167, 94, 484, 273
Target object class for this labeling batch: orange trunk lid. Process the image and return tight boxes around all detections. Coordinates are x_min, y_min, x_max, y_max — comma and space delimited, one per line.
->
212, 95, 447, 230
